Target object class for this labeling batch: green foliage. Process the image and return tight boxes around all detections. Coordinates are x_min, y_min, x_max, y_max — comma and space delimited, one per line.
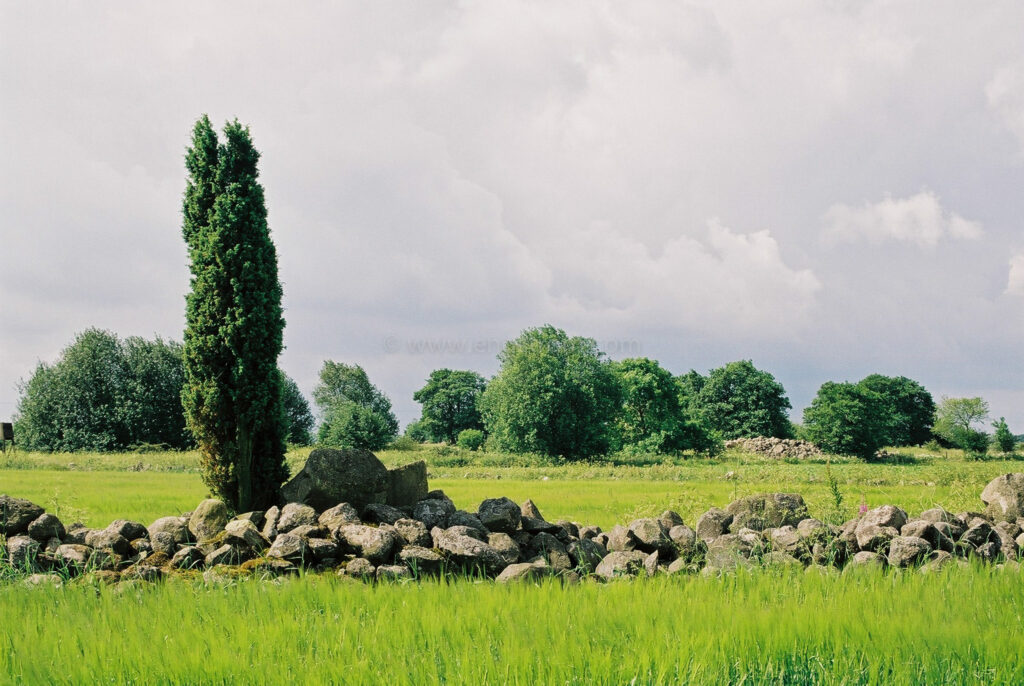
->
14, 329, 190, 452
456, 428, 486, 451
480, 325, 620, 460
404, 419, 431, 443
181, 116, 288, 510
611, 357, 718, 455
857, 374, 936, 446
313, 361, 399, 448
803, 381, 889, 459
934, 397, 990, 456
413, 369, 486, 443
318, 403, 398, 451
280, 373, 314, 445
388, 436, 422, 452
690, 360, 793, 439
992, 417, 1015, 453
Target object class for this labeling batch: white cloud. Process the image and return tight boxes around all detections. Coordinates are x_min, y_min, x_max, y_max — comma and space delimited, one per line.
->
1007, 253, 1024, 296
987, 64, 1024, 152
822, 191, 983, 247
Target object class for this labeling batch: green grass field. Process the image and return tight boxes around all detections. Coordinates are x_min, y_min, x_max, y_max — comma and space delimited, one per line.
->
2, 446, 1022, 685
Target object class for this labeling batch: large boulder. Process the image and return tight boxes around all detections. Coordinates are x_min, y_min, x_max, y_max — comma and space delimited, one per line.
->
188, 499, 230, 542
387, 461, 428, 507
726, 493, 808, 532
413, 497, 455, 530
338, 524, 402, 566
280, 448, 389, 511
477, 497, 522, 533
0, 496, 44, 535
104, 520, 148, 542
981, 474, 1024, 522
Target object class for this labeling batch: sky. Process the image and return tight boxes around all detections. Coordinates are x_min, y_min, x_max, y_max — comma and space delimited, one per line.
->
1, 1, 1022, 431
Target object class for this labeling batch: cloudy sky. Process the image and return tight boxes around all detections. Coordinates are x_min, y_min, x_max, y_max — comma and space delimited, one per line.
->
1, 1, 1022, 430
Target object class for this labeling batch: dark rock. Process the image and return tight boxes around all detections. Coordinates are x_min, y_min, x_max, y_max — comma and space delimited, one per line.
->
188, 499, 230, 542
487, 532, 521, 566
981, 474, 1024, 522
27, 513, 65, 542
63, 526, 93, 545
281, 448, 389, 510
578, 525, 601, 540
387, 460, 428, 507
277, 503, 317, 534
362, 503, 406, 526
413, 496, 455, 530
85, 530, 133, 557
0, 495, 44, 535
522, 516, 562, 534
169, 546, 204, 570
594, 550, 648, 579
131, 538, 152, 555
338, 524, 401, 565
974, 541, 1001, 562
447, 511, 489, 536
726, 493, 808, 532
888, 536, 932, 567
399, 546, 444, 575
307, 538, 338, 561
961, 520, 1001, 550
394, 518, 432, 547
477, 497, 522, 533
105, 519, 147, 541
526, 532, 572, 571
555, 520, 579, 540
567, 538, 606, 572
696, 508, 733, 542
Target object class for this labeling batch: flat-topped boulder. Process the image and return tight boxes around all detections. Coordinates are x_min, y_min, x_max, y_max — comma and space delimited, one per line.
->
281, 448, 389, 510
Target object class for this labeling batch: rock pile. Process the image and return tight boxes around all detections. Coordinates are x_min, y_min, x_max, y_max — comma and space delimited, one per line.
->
724, 437, 823, 459
2, 462, 1023, 586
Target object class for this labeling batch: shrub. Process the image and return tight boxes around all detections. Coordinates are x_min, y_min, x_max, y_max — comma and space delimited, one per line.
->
388, 435, 421, 452
992, 418, 1015, 453
318, 404, 395, 451
456, 429, 486, 451
803, 382, 889, 460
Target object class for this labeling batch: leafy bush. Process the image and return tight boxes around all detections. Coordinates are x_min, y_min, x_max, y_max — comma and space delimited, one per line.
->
992, 417, 1015, 454
404, 420, 431, 443
456, 429, 486, 451
803, 382, 889, 460
388, 435, 421, 452
318, 403, 395, 451
313, 361, 398, 444
933, 397, 989, 456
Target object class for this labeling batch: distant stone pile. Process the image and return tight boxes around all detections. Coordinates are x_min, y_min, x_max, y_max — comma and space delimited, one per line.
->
2, 449, 1023, 586
724, 437, 823, 459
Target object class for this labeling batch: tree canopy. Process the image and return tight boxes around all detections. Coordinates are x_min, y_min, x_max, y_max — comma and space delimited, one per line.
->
480, 325, 620, 459
412, 369, 486, 444
182, 116, 288, 510
857, 374, 935, 446
690, 360, 792, 439
314, 361, 398, 450
802, 381, 889, 459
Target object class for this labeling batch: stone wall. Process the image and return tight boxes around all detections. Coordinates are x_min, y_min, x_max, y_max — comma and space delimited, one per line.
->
2, 452, 1023, 587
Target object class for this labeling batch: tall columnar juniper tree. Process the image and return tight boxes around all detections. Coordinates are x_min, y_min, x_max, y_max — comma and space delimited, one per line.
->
182, 116, 288, 511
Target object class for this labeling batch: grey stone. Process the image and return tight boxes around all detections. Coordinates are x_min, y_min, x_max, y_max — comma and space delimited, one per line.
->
413, 496, 455, 530
307, 537, 338, 562
696, 508, 733, 542
521, 499, 545, 520
668, 524, 697, 553
376, 564, 412, 581
919, 508, 957, 525
763, 551, 803, 568
447, 511, 489, 536
63, 527, 92, 545
394, 518, 432, 547
920, 550, 955, 574
344, 557, 375, 578
433, 527, 505, 575
205, 544, 247, 567
338, 524, 401, 565
223, 519, 270, 552
399, 546, 444, 575
496, 562, 546, 584
981, 474, 1024, 522
150, 531, 177, 556
705, 534, 754, 570
643, 550, 660, 577
287, 524, 328, 540
768, 526, 805, 558
0, 495, 44, 535
233, 511, 265, 530
188, 499, 230, 542
281, 448, 390, 510
578, 525, 601, 540
961, 520, 1001, 550
261, 506, 281, 540
594, 550, 648, 580
7, 535, 39, 568
849, 551, 885, 568
487, 532, 522, 566
855, 506, 908, 551
267, 533, 310, 563
526, 532, 572, 571
606, 524, 641, 552
27, 513, 65, 542
387, 460, 428, 507
148, 516, 191, 545
796, 518, 828, 540
658, 510, 684, 531
888, 536, 932, 567
277, 503, 317, 534
318, 503, 361, 532
22, 573, 63, 588
627, 518, 672, 554
726, 493, 808, 532
477, 497, 522, 533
